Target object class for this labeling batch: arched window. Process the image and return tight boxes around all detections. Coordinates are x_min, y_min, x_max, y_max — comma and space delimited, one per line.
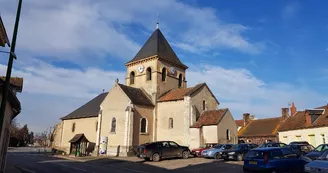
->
146, 67, 152, 81
162, 68, 167, 81
202, 100, 206, 111
169, 118, 174, 129
226, 129, 231, 140
72, 123, 76, 132
96, 121, 98, 132
130, 71, 135, 85
178, 74, 183, 88
140, 118, 147, 133
111, 117, 116, 133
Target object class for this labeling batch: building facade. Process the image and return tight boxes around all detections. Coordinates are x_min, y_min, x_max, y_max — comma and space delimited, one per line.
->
54, 26, 238, 156
278, 104, 328, 147
0, 77, 23, 172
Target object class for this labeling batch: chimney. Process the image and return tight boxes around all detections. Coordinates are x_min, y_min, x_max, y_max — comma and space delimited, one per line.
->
305, 111, 311, 127
290, 102, 297, 116
281, 108, 289, 119
243, 113, 250, 126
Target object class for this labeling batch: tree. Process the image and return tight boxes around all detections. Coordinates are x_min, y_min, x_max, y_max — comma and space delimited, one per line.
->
34, 132, 48, 148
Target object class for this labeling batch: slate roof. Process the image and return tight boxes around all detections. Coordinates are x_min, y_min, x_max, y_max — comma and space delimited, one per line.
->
238, 117, 282, 137
118, 84, 153, 107
235, 120, 244, 127
279, 108, 328, 132
191, 109, 228, 128
126, 28, 187, 69
0, 76, 23, 92
69, 133, 89, 143
158, 83, 219, 104
61, 93, 108, 120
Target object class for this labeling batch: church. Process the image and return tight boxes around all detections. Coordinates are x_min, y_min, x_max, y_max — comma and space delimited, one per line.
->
53, 25, 238, 156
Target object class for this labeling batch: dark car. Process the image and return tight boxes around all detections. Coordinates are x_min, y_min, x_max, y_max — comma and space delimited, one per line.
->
289, 141, 310, 145
221, 143, 258, 161
137, 141, 190, 162
243, 147, 311, 173
284, 144, 315, 155
258, 142, 287, 148
305, 150, 328, 173
304, 144, 328, 160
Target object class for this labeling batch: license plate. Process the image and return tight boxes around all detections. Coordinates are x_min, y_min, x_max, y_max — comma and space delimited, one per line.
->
249, 161, 257, 165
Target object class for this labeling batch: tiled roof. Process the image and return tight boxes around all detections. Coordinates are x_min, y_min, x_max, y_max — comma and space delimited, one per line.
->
158, 83, 219, 104
238, 117, 282, 137
235, 120, 244, 127
157, 87, 193, 102
126, 28, 187, 69
118, 84, 153, 106
0, 15, 10, 47
0, 76, 23, 92
61, 93, 108, 120
191, 109, 228, 128
279, 109, 328, 132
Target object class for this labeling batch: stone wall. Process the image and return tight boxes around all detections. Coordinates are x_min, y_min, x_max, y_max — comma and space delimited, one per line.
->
217, 110, 238, 144
238, 136, 279, 145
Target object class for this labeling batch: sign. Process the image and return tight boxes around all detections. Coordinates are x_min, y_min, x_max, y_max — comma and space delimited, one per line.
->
99, 136, 108, 155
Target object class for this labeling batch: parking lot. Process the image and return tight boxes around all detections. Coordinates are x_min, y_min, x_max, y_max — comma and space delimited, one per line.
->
90, 156, 244, 173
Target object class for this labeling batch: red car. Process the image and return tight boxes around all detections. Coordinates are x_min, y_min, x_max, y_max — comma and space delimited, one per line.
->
191, 144, 217, 157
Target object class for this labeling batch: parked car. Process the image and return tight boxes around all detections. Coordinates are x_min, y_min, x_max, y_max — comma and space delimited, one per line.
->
289, 141, 310, 145
221, 143, 258, 161
284, 144, 315, 155
136, 141, 190, 162
304, 144, 328, 160
258, 142, 287, 148
191, 143, 217, 157
243, 147, 311, 173
304, 150, 328, 173
201, 144, 233, 159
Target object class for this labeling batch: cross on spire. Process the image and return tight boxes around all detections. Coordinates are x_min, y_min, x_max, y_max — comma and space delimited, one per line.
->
156, 12, 159, 29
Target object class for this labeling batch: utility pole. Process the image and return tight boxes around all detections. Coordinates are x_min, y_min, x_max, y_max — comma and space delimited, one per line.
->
0, 0, 22, 136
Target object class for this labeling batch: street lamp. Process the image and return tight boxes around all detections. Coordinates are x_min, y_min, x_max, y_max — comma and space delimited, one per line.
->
0, 0, 22, 136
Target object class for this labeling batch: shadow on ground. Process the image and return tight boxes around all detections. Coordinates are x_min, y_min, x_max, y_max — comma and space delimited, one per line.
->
86, 157, 244, 173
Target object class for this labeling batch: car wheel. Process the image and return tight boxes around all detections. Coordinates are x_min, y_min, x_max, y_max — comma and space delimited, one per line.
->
214, 153, 220, 160
237, 154, 243, 161
182, 151, 189, 159
152, 153, 160, 162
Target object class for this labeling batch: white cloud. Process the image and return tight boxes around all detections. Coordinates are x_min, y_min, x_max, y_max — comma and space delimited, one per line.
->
0, 0, 263, 64
282, 1, 301, 20
188, 64, 327, 118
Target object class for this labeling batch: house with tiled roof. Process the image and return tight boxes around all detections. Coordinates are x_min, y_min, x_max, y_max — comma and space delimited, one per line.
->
54, 25, 237, 156
278, 103, 328, 147
237, 109, 289, 145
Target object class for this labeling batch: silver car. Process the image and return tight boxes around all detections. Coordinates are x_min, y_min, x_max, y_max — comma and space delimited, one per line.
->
201, 144, 233, 159
304, 150, 328, 173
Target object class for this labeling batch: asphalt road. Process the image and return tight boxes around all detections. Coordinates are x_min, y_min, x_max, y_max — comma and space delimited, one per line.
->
6, 147, 243, 173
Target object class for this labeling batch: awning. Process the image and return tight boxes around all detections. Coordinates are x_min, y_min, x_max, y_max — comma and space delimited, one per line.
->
69, 134, 89, 143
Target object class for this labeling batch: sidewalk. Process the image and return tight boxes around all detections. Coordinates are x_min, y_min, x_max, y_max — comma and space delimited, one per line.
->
5, 164, 21, 173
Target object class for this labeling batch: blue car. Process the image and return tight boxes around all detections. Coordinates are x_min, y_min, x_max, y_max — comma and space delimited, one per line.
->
304, 144, 328, 160
304, 150, 328, 173
243, 147, 311, 173
201, 144, 233, 159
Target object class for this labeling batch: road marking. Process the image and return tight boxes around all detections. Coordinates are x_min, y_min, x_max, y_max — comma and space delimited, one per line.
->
16, 166, 36, 173
106, 165, 149, 173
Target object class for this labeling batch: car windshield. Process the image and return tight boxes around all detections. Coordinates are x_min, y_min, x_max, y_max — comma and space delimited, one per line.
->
315, 145, 328, 152
259, 144, 266, 148
318, 150, 328, 160
214, 144, 223, 149
230, 144, 244, 149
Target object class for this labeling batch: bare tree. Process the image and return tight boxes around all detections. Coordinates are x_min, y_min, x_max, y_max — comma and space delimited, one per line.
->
34, 132, 48, 150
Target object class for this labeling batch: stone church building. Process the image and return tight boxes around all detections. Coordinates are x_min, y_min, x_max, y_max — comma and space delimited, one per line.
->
53, 26, 238, 156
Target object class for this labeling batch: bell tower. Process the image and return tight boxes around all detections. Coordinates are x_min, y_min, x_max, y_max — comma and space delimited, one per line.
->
124, 26, 188, 103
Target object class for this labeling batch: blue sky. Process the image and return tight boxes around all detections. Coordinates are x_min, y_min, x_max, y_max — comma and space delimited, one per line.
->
0, 0, 327, 133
